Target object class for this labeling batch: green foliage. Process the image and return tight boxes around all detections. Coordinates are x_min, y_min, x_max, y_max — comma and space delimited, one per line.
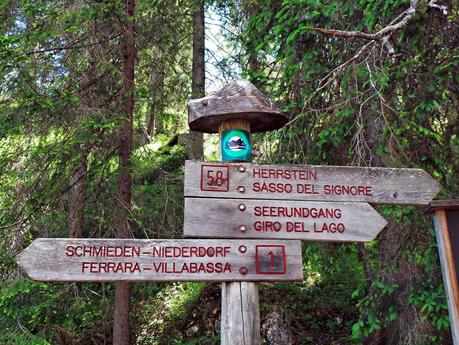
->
220, 0, 458, 343
0, 280, 112, 343
0, 0, 457, 343
135, 282, 210, 345
0, 332, 50, 345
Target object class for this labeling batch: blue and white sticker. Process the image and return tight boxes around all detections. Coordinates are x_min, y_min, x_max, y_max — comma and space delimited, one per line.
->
221, 129, 251, 162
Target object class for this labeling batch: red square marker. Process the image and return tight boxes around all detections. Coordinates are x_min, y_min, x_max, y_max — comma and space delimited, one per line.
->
200, 165, 229, 192
255, 245, 286, 275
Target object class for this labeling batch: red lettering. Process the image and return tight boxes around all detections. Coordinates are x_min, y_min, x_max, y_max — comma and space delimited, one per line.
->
323, 184, 373, 196
313, 222, 345, 233
153, 262, 162, 272
286, 221, 310, 232
173, 247, 181, 257
94, 246, 103, 256
190, 247, 198, 256
131, 246, 140, 257
253, 221, 281, 232
105, 247, 113, 257
66, 246, 75, 257
152, 247, 161, 257
74, 246, 83, 256
252, 168, 317, 180
97, 262, 106, 273
296, 183, 320, 195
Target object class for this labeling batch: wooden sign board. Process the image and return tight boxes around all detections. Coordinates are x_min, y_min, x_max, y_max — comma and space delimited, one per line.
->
184, 161, 441, 206
15, 238, 303, 282
184, 198, 387, 242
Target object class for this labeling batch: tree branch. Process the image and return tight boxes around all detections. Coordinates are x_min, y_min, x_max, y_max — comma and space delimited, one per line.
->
27, 33, 120, 55
427, 0, 448, 15
306, 0, 420, 41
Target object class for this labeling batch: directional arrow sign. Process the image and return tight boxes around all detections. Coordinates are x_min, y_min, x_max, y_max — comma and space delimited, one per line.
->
184, 198, 387, 242
185, 161, 441, 205
15, 238, 303, 282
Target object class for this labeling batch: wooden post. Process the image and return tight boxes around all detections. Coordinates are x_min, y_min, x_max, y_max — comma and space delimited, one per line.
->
221, 281, 260, 345
425, 200, 459, 344
218, 118, 261, 345
187, 79, 288, 345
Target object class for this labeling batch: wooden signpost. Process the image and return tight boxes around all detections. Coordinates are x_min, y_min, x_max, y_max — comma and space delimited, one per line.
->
187, 80, 292, 345
184, 198, 387, 241
425, 201, 459, 344
15, 79, 445, 345
16, 238, 303, 282
183, 79, 443, 345
184, 161, 441, 206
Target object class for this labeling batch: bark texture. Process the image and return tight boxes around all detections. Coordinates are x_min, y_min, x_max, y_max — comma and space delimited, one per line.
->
188, 0, 205, 160
68, 153, 87, 238
146, 48, 165, 140
113, 0, 135, 344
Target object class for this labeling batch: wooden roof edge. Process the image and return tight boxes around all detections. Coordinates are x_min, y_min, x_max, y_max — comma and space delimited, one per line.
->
423, 200, 459, 214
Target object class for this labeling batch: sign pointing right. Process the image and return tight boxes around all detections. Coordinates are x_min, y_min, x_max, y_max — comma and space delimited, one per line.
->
184, 198, 387, 242
185, 161, 442, 206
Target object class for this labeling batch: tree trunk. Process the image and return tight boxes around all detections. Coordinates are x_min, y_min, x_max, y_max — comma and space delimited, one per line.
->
188, 0, 205, 160
68, 152, 87, 238
146, 51, 165, 140
113, 1, 135, 344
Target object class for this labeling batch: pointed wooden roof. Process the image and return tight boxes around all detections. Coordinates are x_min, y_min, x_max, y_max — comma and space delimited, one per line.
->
188, 80, 288, 133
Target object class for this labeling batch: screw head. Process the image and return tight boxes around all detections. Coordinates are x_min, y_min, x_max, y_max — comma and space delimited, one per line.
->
239, 266, 248, 275
237, 186, 246, 193
239, 245, 247, 253
238, 165, 246, 173
238, 204, 246, 211
239, 225, 247, 232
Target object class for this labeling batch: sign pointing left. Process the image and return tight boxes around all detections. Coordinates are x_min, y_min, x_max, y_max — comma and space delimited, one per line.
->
15, 238, 303, 282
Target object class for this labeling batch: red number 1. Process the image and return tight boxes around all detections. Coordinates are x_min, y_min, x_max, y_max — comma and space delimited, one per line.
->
268, 251, 275, 268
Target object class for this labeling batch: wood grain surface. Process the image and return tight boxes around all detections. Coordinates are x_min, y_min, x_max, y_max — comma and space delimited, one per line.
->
184, 198, 387, 242
221, 282, 260, 345
433, 210, 459, 344
187, 80, 287, 133
185, 160, 441, 205
16, 238, 303, 282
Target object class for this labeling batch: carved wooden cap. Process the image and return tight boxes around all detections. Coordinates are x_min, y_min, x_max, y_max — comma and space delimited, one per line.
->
188, 80, 288, 133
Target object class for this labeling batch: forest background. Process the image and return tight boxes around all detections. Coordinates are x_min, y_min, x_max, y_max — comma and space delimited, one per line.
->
0, 0, 458, 344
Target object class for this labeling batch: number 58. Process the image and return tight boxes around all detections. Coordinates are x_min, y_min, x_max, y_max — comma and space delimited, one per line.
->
207, 170, 225, 186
